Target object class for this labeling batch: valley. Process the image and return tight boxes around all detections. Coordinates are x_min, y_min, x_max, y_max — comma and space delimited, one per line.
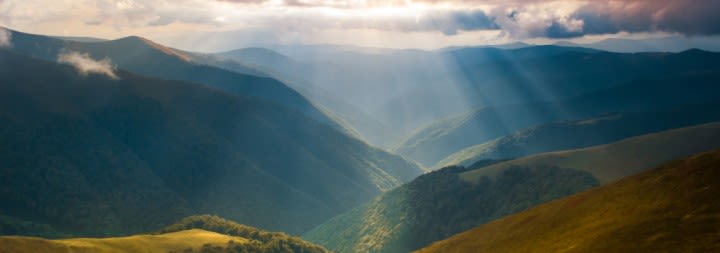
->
2, 2, 720, 251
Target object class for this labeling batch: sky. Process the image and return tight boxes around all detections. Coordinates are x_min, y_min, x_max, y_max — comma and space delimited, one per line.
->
1, 0, 719, 52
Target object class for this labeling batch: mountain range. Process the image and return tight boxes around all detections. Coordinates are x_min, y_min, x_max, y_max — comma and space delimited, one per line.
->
218, 43, 720, 153
436, 102, 720, 168
397, 68, 720, 167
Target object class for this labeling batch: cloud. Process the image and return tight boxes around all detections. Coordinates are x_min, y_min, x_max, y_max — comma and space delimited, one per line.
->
332, 9, 498, 35
572, 0, 720, 37
2, 0, 720, 44
213, 0, 720, 38
82, 0, 227, 28
431, 10, 499, 35
490, 2, 585, 39
57, 51, 119, 80
0, 27, 11, 48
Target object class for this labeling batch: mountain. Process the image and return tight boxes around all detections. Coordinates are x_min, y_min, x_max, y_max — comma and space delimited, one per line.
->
302, 123, 720, 253
0, 215, 328, 253
214, 47, 394, 146
554, 36, 720, 53
218, 47, 302, 74
436, 103, 720, 168
417, 149, 720, 253
217, 45, 604, 148
0, 49, 423, 236
438, 42, 533, 52
4, 28, 349, 135
52, 36, 107, 43
396, 68, 720, 167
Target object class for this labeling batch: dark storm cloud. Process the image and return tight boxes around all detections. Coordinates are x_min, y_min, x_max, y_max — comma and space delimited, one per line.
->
443, 10, 499, 35
4, 0, 718, 40
396, 9, 498, 35
545, 21, 584, 39
567, 0, 720, 37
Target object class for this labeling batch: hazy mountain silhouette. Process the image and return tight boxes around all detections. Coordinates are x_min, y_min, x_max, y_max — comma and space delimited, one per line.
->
218, 44, 720, 151
396, 68, 720, 166
437, 103, 720, 168
554, 36, 720, 53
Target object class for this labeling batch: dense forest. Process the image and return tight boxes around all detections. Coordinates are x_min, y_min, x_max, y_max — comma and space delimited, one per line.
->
303, 160, 599, 252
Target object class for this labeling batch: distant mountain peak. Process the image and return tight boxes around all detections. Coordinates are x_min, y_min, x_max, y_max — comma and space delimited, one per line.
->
222, 47, 297, 63
681, 48, 711, 54
115, 35, 192, 62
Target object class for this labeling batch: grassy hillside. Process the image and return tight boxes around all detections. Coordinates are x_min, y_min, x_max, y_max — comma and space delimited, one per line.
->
461, 123, 720, 184
418, 149, 720, 253
0, 49, 422, 236
0, 215, 328, 253
157, 215, 327, 252
397, 70, 720, 167
0, 227, 327, 253
0, 230, 248, 253
437, 104, 720, 168
303, 123, 720, 252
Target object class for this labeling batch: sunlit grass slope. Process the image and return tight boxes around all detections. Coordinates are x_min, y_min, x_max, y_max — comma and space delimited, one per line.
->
0, 229, 247, 253
418, 149, 720, 253
0, 215, 329, 253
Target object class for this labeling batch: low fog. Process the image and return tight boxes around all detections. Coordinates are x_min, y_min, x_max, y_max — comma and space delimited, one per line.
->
57, 50, 119, 80
0, 28, 11, 48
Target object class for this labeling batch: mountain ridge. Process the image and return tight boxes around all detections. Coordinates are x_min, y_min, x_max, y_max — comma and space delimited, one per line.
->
436, 102, 720, 168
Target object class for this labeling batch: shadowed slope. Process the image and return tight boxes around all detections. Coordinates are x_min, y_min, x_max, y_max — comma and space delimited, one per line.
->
0, 49, 422, 236
5, 28, 348, 135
